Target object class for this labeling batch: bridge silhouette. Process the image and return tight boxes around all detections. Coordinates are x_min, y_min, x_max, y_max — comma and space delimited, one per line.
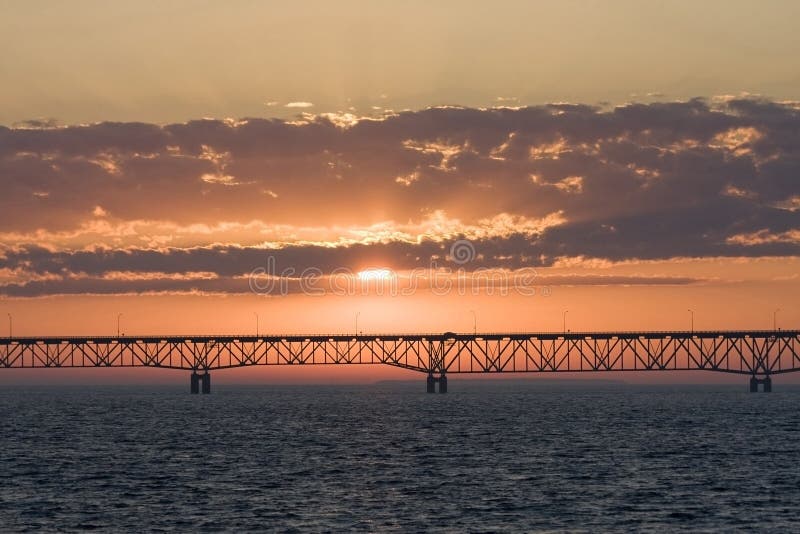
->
2, 330, 798, 393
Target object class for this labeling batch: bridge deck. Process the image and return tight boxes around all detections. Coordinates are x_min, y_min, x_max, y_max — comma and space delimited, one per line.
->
1, 331, 798, 377
2, 329, 799, 343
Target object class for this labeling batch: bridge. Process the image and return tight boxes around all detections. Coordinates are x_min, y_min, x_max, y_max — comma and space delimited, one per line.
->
1, 330, 798, 393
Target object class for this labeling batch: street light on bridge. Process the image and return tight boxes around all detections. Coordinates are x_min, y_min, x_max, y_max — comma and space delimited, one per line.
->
774, 308, 780, 331
469, 310, 477, 335
7, 313, 11, 339
253, 312, 259, 337
355, 311, 361, 336
562, 310, 569, 334
117, 313, 123, 337
688, 309, 694, 333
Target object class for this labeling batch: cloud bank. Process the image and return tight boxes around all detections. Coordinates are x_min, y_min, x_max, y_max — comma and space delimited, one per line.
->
1, 98, 798, 296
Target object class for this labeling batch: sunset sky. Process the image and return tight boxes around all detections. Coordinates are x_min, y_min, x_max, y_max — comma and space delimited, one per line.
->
1, 2, 799, 383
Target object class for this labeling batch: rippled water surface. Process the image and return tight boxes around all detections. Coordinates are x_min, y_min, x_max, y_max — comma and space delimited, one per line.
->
1, 382, 799, 532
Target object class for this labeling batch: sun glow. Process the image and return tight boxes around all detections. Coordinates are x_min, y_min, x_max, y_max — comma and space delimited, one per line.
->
357, 268, 395, 282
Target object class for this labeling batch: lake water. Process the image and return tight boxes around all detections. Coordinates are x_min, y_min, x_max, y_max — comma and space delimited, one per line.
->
1, 382, 798, 531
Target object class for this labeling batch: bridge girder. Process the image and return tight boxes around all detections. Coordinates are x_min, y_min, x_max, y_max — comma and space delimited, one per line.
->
1, 331, 798, 377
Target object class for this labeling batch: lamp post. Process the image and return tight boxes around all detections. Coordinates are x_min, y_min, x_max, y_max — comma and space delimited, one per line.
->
253, 312, 259, 337
469, 310, 477, 335
117, 313, 123, 337
688, 309, 694, 334
355, 311, 361, 336
774, 308, 780, 331
562, 310, 568, 334
7, 313, 11, 339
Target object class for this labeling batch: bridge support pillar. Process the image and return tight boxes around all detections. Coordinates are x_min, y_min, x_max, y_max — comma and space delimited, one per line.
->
191, 371, 211, 394
190, 372, 200, 394
426, 373, 448, 393
750, 375, 772, 393
426, 374, 436, 393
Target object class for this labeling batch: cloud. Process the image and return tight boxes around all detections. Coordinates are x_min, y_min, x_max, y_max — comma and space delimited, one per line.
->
11, 118, 60, 129
285, 101, 314, 108
200, 173, 239, 186
0, 272, 704, 298
1, 97, 799, 296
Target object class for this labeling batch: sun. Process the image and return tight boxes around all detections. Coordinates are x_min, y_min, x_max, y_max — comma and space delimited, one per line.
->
357, 268, 394, 282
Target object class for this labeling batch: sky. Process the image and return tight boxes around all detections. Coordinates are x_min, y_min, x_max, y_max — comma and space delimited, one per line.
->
1, 1, 799, 384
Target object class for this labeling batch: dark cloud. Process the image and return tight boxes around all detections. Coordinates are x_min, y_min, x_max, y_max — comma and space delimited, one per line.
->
1, 239, 540, 278
0, 263, 702, 299
3, 98, 794, 229
0, 232, 794, 298
1, 98, 799, 296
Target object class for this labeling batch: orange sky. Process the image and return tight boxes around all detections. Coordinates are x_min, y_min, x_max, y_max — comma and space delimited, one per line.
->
1, 3, 799, 385
2, 278, 798, 385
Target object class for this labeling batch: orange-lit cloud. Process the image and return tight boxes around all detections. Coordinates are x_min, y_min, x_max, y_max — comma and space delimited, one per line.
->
1, 98, 799, 297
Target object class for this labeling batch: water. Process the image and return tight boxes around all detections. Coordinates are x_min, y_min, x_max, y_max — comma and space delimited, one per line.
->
1, 382, 798, 532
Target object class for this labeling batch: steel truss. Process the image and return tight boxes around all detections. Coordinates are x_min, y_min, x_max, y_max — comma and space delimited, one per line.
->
1, 331, 798, 378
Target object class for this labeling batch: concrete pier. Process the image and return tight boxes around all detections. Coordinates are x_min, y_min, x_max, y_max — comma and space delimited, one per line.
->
749, 375, 772, 392
190, 371, 211, 394
190, 372, 200, 394
426, 373, 448, 393
426, 374, 436, 393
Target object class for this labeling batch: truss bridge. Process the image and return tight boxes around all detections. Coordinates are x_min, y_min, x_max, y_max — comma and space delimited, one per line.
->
2, 330, 798, 393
